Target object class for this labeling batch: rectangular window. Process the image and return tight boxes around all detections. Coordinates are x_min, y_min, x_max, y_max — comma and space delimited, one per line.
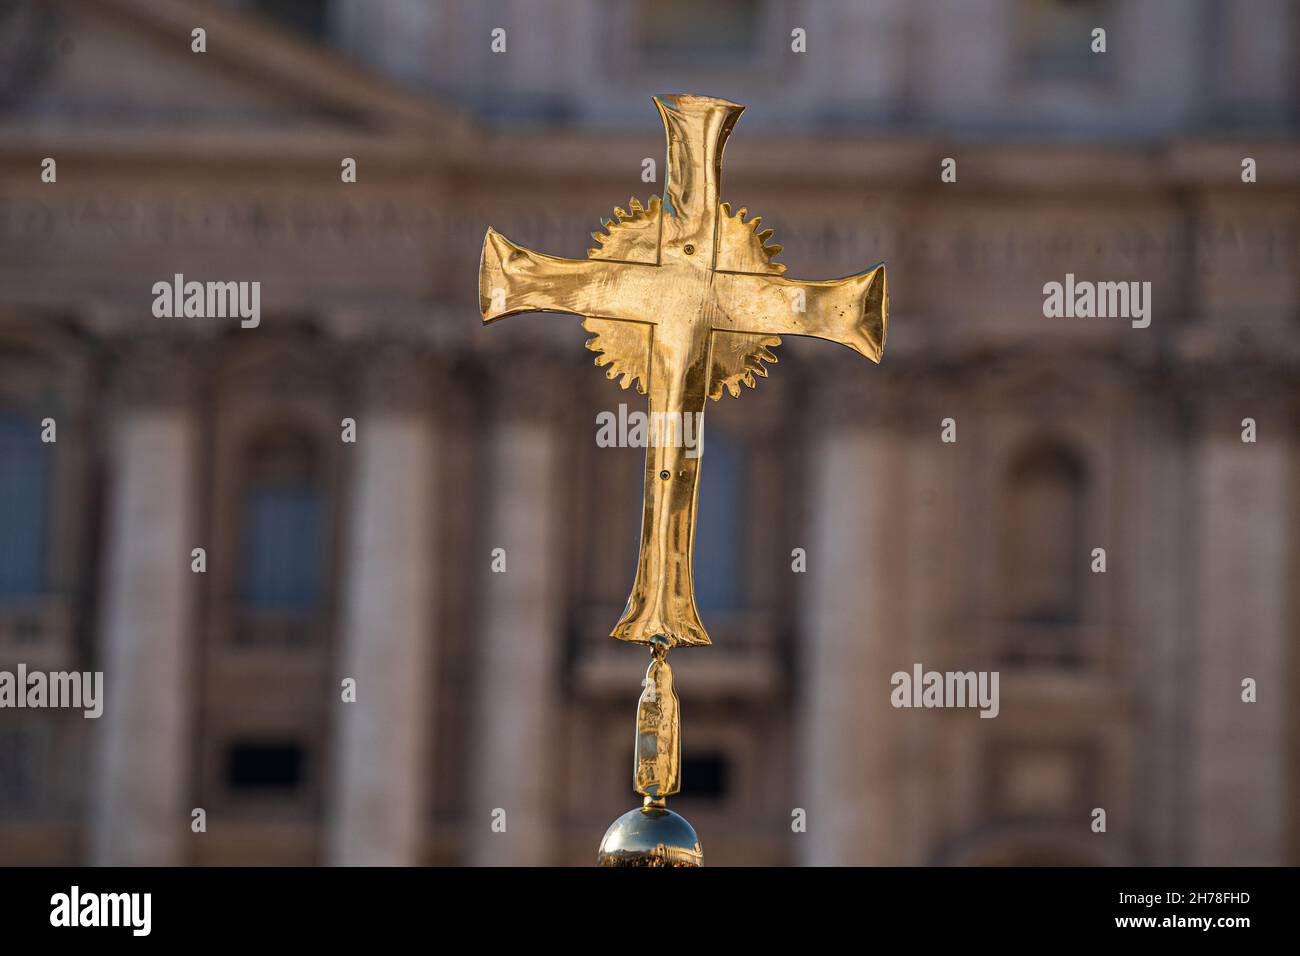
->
0, 413, 48, 598
680, 752, 730, 801
225, 740, 305, 792
241, 484, 321, 611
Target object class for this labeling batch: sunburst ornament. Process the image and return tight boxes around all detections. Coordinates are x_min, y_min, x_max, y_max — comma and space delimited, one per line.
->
583, 197, 786, 400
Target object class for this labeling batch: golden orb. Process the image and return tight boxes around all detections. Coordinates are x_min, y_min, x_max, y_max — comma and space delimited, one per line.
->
597, 804, 703, 867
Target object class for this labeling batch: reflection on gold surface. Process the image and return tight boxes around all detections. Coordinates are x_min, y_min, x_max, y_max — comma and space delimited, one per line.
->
481, 94, 889, 865
480, 93, 887, 650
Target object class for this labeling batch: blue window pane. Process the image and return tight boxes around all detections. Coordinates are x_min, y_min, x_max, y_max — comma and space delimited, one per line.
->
241, 483, 320, 610
0, 413, 47, 598
693, 427, 743, 611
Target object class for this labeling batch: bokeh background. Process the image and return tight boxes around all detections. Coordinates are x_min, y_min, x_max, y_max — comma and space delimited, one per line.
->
0, 0, 1297, 866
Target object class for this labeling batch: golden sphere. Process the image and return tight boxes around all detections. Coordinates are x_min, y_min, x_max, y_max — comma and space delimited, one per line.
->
597, 805, 703, 867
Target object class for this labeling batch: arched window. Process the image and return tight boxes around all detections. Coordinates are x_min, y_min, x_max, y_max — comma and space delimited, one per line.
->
693, 424, 744, 612
1002, 442, 1087, 628
239, 429, 322, 613
0, 411, 48, 599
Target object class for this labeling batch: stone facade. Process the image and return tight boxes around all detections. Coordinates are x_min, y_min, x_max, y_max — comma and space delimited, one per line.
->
0, 0, 1296, 865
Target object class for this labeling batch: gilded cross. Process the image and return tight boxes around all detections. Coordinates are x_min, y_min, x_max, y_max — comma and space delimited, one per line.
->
480, 93, 888, 649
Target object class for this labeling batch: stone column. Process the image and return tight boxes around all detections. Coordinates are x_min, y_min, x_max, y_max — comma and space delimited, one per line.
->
796, 376, 906, 865
1130, 384, 1197, 865
466, 364, 564, 866
1192, 401, 1291, 865
92, 346, 199, 866
328, 351, 439, 866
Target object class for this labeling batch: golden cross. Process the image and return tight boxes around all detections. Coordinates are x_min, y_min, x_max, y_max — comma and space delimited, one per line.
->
479, 93, 888, 649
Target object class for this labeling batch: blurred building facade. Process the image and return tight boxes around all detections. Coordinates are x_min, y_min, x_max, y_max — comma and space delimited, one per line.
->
0, 0, 1297, 865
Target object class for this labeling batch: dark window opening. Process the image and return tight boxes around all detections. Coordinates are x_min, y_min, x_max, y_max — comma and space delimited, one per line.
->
225, 741, 305, 792
681, 752, 730, 800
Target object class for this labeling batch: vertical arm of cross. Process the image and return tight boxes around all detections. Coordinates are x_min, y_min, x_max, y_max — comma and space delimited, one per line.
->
653, 94, 744, 268
479, 228, 661, 325
709, 264, 888, 362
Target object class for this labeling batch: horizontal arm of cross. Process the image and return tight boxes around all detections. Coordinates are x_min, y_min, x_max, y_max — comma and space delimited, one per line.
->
479, 228, 661, 326
710, 264, 888, 362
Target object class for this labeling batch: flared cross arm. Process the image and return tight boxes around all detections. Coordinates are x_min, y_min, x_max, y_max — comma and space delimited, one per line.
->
479, 227, 889, 366
479, 229, 662, 326
654, 93, 742, 263
711, 264, 889, 363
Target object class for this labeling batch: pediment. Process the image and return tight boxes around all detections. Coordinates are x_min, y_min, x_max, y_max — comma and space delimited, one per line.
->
0, 0, 464, 141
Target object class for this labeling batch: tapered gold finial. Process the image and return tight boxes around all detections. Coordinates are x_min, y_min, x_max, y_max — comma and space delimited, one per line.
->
634, 640, 680, 801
